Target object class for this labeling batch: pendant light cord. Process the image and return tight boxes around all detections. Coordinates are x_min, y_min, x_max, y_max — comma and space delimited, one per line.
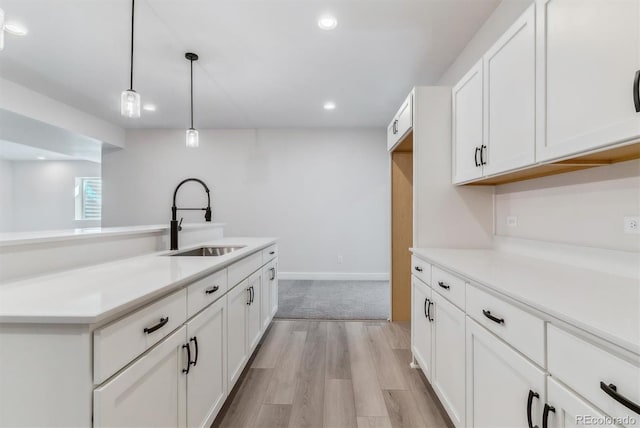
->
190, 58, 194, 129
129, 0, 135, 91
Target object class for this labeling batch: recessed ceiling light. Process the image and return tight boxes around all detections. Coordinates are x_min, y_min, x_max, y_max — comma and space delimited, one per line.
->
37, 156, 45, 160
318, 15, 337, 30
323, 101, 336, 110
143, 104, 157, 112
4, 22, 28, 36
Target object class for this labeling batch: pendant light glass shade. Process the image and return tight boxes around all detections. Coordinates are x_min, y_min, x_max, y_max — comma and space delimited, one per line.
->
186, 128, 199, 148
121, 89, 141, 118
0, 8, 5, 51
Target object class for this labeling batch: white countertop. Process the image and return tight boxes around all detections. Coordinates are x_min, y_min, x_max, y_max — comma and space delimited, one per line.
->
411, 248, 640, 356
0, 223, 226, 247
0, 237, 276, 325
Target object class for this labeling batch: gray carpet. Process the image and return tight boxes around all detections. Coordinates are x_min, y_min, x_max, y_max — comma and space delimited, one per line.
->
275, 280, 390, 320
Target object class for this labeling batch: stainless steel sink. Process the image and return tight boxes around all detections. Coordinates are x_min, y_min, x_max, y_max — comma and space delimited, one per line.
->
169, 246, 245, 257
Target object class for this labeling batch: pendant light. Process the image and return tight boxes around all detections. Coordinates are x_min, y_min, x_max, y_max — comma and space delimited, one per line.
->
0, 8, 5, 51
120, 0, 140, 118
185, 52, 199, 148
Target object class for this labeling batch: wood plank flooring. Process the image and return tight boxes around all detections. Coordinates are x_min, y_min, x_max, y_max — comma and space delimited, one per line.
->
214, 320, 451, 428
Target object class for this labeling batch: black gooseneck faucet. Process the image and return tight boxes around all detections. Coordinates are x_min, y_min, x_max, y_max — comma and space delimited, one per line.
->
171, 178, 212, 250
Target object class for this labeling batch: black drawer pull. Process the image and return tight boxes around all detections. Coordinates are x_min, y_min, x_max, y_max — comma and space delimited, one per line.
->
205, 285, 219, 294
270, 267, 276, 281
542, 404, 555, 428
438, 281, 450, 290
480, 144, 487, 165
482, 310, 504, 325
414, 266, 423, 272
182, 343, 191, 374
527, 390, 539, 428
474, 146, 480, 167
600, 382, 640, 414
247, 287, 252, 305
143, 317, 169, 334
190, 336, 199, 366
424, 298, 429, 319
269, 251, 275, 255
634, 70, 640, 113
428, 300, 433, 322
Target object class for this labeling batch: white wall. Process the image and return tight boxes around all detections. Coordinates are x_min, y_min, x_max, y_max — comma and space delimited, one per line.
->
2, 160, 102, 232
0, 160, 14, 231
102, 129, 390, 278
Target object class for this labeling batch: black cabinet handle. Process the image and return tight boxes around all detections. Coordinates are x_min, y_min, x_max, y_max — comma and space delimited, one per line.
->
428, 300, 434, 322
542, 404, 555, 428
483, 309, 504, 325
527, 390, 540, 428
270, 267, 276, 281
481, 145, 487, 165
438, 281, 450, 290
269, 251, 275, 255
634, 70, 640, 113
424, 298, 429, 319
205, 285, 219, 295
190, 336, 199, 366
182, 343, 191, 374
414, 266, 423, 272
247, 287, 252, 305
250, 286, 255, 304
600, 382, 640, 414
143, 317, 169, 334
474, 147, 480, 167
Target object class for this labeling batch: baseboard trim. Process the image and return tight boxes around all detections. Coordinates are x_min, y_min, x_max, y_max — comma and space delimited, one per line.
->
279, 272, 390, 281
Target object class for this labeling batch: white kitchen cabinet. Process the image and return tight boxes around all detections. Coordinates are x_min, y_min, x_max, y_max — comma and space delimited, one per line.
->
186, 298, 227, 428
247, 270, 262, 352
483, 4, 536, 176
466, 318, 545, 428
431, 291, 466, 427
535, 0, 640, 162
226, 279, 250, 388
453, 60, 484, 183
545, 377, 617, 428
94, 326, 188, 428
262, 260, 277, 329
387, 92, 413, 151
411, 276, 433, 380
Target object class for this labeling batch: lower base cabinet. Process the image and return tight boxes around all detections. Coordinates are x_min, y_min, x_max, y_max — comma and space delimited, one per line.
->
247, 270, 263, 353
545, 377, 616, 428
93, 326, 188, 428
466, 318, 545, 428
411, 277, 433, 380
431, 292, 466, 427
227, 278, 250, 388
186, 298, 227, 428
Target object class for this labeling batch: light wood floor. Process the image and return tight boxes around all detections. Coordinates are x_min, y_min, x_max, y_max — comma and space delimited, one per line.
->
214, 320, 452, 428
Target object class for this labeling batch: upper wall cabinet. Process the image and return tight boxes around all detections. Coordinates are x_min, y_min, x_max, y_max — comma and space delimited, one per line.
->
452, 61, 484, 183
483, 5, 536, 176
535, 0, 640, 162
387, 92, 413, 151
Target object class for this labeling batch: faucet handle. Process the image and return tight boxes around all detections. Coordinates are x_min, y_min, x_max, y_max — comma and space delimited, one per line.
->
178, 217, 184, 231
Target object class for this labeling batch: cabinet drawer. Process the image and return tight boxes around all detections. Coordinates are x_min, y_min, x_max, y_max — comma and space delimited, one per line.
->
411, 256, 431, 285
228, 252, 262, 287
94, 289, 187, 385
548, 325, 640, 426
466, 284, 544, 366
262, 245, 278, 263
432, 266, 466, 310
187, 269, 228, 318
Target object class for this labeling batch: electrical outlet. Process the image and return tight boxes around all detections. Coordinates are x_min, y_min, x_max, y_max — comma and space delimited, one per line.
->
337, 255, 343, 264
507, 216, 518, 227
624, 216, 640, 234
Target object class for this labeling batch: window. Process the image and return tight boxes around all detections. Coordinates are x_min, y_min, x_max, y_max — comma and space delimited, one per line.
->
75, 177, 102, 220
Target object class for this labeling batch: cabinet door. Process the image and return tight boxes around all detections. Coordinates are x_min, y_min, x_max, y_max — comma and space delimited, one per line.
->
483, 5, 536, 176
545, 377, 617, 428
466, 318, 545, 428
261, 262, 274, 331
247, 270, 263, 352
94, 326, 188, 428
186, 299, 227, 428
431, 292, 466, 427
270, 260, 278, 317
536, 0, 640, 161
387, 93, 414, 151
411, 276, 433, 380
227, 280, 249, 388
453, 60, 485, 183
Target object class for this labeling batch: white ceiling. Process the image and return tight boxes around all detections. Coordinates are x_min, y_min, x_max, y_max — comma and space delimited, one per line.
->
0, 0, 500, 129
